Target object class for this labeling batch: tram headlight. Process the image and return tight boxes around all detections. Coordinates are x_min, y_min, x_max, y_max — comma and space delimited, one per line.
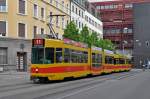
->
35, 68, 39, 72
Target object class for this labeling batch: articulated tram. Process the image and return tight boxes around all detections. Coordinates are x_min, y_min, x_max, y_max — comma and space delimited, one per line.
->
30, 38, 132, 83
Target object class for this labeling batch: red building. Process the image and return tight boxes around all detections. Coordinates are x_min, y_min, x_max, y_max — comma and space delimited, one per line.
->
91, 0, 150, 55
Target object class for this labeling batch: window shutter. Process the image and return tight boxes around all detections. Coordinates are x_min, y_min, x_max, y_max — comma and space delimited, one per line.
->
19, 0, 25, 14
0, 21, 6, 34
18, 23, 25, 37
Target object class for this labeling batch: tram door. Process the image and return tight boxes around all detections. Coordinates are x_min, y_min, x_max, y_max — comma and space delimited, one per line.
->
16, 52, 27, 71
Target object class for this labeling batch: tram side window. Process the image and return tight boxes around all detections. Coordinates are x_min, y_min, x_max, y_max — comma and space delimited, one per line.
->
84, 52, 88, 63
114, 59, 119, 65
96, 54, 102, 67
126, 59, 131, 64
71, 50, 78, 63
105, 56, 114, 64
92, 53, 102, 67
92, 53, 96, 67
77, 51, 82, 63
119, 59, 125, 64
56, 48, 63, 63
64, 48, 70, 63
97, 54, 102, 63
105, 56, 109, 64
92, 53, 96, 63
123, 59, 125, 64
45, 48, 54, 64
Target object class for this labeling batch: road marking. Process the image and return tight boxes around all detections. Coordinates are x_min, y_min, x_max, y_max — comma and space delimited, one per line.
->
56, 81, 107, 99
56, 72, 142, 99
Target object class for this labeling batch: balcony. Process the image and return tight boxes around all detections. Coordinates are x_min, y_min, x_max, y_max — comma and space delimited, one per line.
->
116, 43, 133, 49
104, 33, 133, 42
0, 6, 7, 12
103, 21, 133, 27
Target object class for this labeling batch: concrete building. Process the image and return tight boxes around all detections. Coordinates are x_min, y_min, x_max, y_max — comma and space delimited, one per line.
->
133, 2, 150, 68
90, 0, 134, 57
71, 0, 103, 37
89, 0, 150, 58
71, 0, 86, 31
0, 0, 70, 71
84, 11, 103, 38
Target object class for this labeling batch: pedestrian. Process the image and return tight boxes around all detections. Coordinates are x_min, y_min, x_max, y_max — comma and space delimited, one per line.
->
142, 64, 145, 71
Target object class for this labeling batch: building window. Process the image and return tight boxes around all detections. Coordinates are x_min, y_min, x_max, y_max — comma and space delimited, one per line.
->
0, 0, 7, 12
56, 16, 59, 27
62, 16, 65, 29
18, 0, 26, 14
18, 23, 26, 37
62, 1, 64, 11
79, 22, 81, 28
0, 21, 6, 36
49, 12, 53, 23
41, 28, 44, 34
128, 28, 132, 33
89, 18, 91, 24
72, 5, 74, 12
50, 0, 53, 4
33, 4, 38, 18
79, 10, 81, 16
96, 6, 100, 9
33, 26, 37, 38
82, 11, 84, 18
41, 7, 45, 20
76, 20, 78, 27
76, 8, 77, 14
123, 28, 128, 33
125, 4, 133, 8
67, 4, 69, 14
0, 48, 7, 64
67, 20, 69, 25
56, 0, 58, 8
101, 6, 104, 9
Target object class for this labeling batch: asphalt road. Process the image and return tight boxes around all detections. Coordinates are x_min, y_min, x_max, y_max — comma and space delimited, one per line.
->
0, 69, 149, 99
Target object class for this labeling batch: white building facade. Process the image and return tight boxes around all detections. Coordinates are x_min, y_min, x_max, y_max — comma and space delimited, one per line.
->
71, 0, 103, 38
84, 11, 103, 38
71, 0, 85, 31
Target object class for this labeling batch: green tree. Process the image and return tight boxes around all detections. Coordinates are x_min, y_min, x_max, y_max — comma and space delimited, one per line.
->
79, 25, 90, 44
94, 39, 115, 51
90, 32, 98, 46
63, 21, 115, 51
101, 39, 115, 51
63, 21, 79, 41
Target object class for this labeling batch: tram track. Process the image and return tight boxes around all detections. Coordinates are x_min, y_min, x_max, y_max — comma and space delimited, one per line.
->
0, 70, 142, 99
0, 71, 135, 93
0, 83, 41, 93
33, 71, 142, 99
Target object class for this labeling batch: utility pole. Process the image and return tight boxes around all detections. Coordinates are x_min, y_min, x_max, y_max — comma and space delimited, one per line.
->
47, 14, 65, 39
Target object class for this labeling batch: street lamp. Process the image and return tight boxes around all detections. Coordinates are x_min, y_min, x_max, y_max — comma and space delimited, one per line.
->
135, 39, 141, 47
122, 40, 128, 55
135, 39, 143, 68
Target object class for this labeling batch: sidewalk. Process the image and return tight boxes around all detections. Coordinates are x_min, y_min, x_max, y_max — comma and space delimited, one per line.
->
0, 69, 144, 75
0, 70, 30, 75
0, 70, 30, 86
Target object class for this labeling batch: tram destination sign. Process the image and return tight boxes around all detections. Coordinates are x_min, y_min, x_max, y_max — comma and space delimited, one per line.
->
32, 39, 45, 47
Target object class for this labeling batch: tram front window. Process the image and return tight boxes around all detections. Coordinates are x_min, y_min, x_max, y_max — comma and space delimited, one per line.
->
32, 48, 54, 64
32, 48, 44, 64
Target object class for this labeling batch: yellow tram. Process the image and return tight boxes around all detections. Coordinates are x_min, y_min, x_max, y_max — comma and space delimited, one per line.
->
30, 38, 132, 83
